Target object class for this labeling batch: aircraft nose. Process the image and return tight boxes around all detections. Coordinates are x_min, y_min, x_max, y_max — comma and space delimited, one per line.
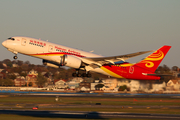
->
2, 41, 7, 47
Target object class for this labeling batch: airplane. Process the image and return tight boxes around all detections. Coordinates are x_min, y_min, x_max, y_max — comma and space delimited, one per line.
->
2, 37, 171, 80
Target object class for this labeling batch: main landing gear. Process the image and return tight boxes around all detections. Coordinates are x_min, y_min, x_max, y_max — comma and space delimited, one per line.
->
72, 70, 91, 78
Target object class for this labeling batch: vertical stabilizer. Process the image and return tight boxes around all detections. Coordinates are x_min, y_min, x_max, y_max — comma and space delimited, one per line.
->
134, 45, 171, 72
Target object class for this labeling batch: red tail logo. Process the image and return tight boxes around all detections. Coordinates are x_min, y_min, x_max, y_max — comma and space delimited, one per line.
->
135, 45, 171, 72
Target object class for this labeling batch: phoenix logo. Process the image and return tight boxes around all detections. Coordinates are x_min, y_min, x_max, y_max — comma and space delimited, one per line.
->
141, 50, 164, 68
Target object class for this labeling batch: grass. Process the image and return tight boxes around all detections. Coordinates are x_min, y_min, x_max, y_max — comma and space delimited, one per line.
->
0, 95, 180, 114
1, 96, 180, 106
0, 95, 179, 120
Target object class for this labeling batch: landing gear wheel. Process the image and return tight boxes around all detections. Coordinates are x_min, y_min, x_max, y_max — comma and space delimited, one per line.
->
77, 73, 81, 77
72, 69, 92, 78
81, 73, 92, 77
82, 73, 87, 77
87, 73, 92, 78
72, 73, 77, 77
86, 71, 92, 78
13, 56, 18, 59
72, 73, 82, 77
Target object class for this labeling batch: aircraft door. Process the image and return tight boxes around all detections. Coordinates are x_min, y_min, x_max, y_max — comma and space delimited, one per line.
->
48, 45, 53, 52
129, 66, 134, 74
21, 38, 27, 46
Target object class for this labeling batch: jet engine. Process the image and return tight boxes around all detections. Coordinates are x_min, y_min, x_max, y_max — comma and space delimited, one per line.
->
61, 55, 82, 69
42, 55, 82, 69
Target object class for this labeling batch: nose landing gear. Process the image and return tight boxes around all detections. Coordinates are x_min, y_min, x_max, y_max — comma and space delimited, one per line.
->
12, 51, 18, 59
13, 55, 18, 59
13, 56, 18, 59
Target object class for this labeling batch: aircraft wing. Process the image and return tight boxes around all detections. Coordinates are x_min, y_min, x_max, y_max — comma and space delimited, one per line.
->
82, 50, 153, 68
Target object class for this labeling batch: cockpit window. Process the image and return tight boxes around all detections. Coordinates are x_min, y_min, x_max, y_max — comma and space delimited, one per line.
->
8, 37, 15, 40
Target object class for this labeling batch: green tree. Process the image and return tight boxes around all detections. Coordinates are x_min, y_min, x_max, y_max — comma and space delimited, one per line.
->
156, 65, 171, 74
0, 62, 5, 69
36, 73, 47, 87
17, 60, 23, 66
6, 61, 12, 67
172, 66, 179, 71
95, 84, 104, 90
118, 85, 128, 91
54, 70, 67, 80
20, 72, 27, 77
24, 61, 30, 65
163, 64, 170, 73
0, 79, 3, 86
28, 82, 33, 87
155, 65, 173, 81
1, 78, 14, 86
8, 74, 16, 80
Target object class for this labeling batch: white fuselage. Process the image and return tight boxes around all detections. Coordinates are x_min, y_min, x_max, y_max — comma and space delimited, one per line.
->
2, 37, 110, 76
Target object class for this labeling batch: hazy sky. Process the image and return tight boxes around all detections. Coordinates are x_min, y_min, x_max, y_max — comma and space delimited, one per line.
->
0, 0, 179, 68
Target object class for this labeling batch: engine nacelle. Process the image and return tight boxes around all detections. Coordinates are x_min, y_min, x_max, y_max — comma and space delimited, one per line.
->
43, 59, 60, 68
43, 55, 82, 69
46, 63, 59, 68
61, 55, 82, 69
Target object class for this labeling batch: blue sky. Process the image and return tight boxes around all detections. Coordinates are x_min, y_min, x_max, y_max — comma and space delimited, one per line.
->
0, 0, 180, 68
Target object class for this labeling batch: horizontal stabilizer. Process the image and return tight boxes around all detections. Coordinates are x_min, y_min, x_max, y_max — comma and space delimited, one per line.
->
143, 73, 172, 76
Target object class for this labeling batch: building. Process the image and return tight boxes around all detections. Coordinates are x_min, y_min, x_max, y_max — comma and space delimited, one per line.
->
26, 75, 37, 87
0, 69, 7, 79
166, 80, 180, 91
14, 78, 26, 87
151, 81, 166, 92
129, 80, 153, 92
80, 86, 90, 91
79, 82, 91, 91
54, 79, 68, 89
91, 80, 101, 91
26, 69, 38, 87
117, 79, 129, 85
12, 64, 19, 67
100, 79, 118, 91
129, 80, 140, 92
0, 72, 6, 79
67, 78, 83, 89
28, 69, 38, 76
